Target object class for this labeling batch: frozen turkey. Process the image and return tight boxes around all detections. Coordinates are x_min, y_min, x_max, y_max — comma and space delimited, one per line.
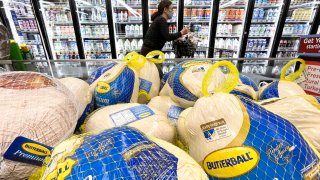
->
87, 62, 117, 85
148, 96, 184, 125
260, 95, 320, 151
0, 72, 78, 179
82, 103, 176, 143
38, 127, 208, 180
135, 51, 165, 104
230, 74, 258, 100
181, 92, 320, 179
161, 60, 226, 108
259, 80, 306, 100
176, 107, 193, 152
59, 77, 93, 131
89, 56, 140, 108
160, 70, 171, 91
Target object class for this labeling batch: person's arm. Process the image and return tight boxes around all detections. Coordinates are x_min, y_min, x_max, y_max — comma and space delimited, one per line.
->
159, 18, 181, 41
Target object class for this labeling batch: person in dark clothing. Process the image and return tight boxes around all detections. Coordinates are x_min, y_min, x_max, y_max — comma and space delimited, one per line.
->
141, 0, 189, 78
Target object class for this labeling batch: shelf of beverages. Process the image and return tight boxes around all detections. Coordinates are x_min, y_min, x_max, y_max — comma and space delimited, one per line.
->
80, 25, 109, 39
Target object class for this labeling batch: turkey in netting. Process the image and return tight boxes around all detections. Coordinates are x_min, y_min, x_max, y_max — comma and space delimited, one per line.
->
0, 72, 78, 179
35, 127, 208, 180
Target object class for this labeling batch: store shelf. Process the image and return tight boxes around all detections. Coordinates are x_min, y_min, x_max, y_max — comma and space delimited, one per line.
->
78, 5, 106, 9
80, 22, 108, 25
217, 21, 243, 24
52, 22, 73, 25
51, 36, 76, 39
16, 16, 35, 19
249, 36, 272, 38
115, 21, 142, 24
83, 36, 109, 40
246, 49, 269, 52
184, 4, 211, 8
184, 19, 210, 23
282, 34, 304, 37
17, 30, 39, 33
117, 35, 143, 39
149, 4, 177, 8
85, 51, 112, 53
255, 4, 281, 8
244, 62, 268, 65
285, 20, 311, 23
113, 5, 142, 9
278, 48, 298, 51
251, 20, 276, 24
215, 48, 235, 51
289, 3, 316, 9
216, 35, 240, 38
150, 21, 177, 23
162, 49, 175, 52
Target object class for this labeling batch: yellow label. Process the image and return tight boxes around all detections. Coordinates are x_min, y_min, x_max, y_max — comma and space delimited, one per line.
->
46, 159, 77, 180
22, 143, 51, 156
138, 112, 151, 119
203, 146, 260, 178
96, 81, 111, 93
182, 61, 210, 68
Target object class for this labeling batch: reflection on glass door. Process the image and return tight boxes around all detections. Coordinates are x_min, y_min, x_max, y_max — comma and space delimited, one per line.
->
111, 0, 143, 59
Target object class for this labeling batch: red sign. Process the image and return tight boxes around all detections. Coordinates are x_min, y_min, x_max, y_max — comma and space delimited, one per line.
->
298, 35, 320, 57
299, 60, 320, 96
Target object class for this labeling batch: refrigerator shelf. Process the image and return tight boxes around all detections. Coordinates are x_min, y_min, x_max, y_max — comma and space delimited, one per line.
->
17, 30, 39, 33
246, 49, 269, 52
115, 21, 142, 24
51, 36, 76, 39
216, 35, 240, 38
149, 5, 177, 8
184, 5, 211, 8
52, 22, 73, 25
83, 36, 109, 39
243, 62, 268, 65
285, 20, 311, 23
255, 4, 281, 8
249, 36, 272, 38
16, 16, 35, 19
215, 48, 235, 51
277, 49, 298, 51
251, 21, 276, 24
281, 35, 304, 37
117, 35, 143, 39
220, 5, 246, 9
85, 51, 112, 53
113, 5, 143, 9
217, 21, 243, 24
78, 5, 106, 9
80, 22, 108, 25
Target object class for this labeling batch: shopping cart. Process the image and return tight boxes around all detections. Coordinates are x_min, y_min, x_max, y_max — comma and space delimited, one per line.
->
173, 33, 198, 58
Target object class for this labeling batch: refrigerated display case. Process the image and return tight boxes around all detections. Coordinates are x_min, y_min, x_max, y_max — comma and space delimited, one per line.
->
111, 0, 143, 59
75, 0, 111, 75
183, 0, 212, 58
1, 0, 47, 60
149, 0, 178, 60
276, 0, 319, 58
39, 0, 81, 77
242, 0, 284, 75
215, 0, 248, 58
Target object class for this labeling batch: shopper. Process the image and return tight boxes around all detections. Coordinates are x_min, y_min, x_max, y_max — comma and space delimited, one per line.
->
141, 0, 189, 78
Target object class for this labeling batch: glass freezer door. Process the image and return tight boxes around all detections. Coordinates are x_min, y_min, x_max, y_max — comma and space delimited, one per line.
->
111, 0, 143, 59
39, 0, 81, 77
183, 0, 212, 58
2, 0, 48, 60
277, 0, 319, 58
242, 0, 284, 75
74, 0, 111, 75
215, 0, 249, 58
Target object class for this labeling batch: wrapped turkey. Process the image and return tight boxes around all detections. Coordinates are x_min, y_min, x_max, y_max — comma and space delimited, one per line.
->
82, 103, 176, 143
135, 51, 165, 104
87, 62, 117, 85
90, 53, 141, 108
160, 70, 172, 91
260, 95, 320, 151
230, 74, 258, 100
59, 77, 93, 131
148, 96, 184, 125
161, 60, 226, 108
36, 127, 208, 180
0, 72, 78, 179
179, 61, 320, 179
259, 58, 306, 100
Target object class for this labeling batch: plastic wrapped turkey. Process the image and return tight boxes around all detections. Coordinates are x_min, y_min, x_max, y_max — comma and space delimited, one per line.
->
0, 72, 78, 179
259, 95, 320, 151
230, 74, 258, 100
34, 127, 208, 180
148, 96, 184, 125
259, 59, 306, 100
160, 60, 226, 108
87, 62, 118, 85
82, 103, 176, 143
135, 51, 165, 104
89, 53, 141, 108
59, 77, 93, 131
178, 61, 320, 179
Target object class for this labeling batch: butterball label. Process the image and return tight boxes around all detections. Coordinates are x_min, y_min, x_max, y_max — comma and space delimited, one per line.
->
203, 146, 260, 178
